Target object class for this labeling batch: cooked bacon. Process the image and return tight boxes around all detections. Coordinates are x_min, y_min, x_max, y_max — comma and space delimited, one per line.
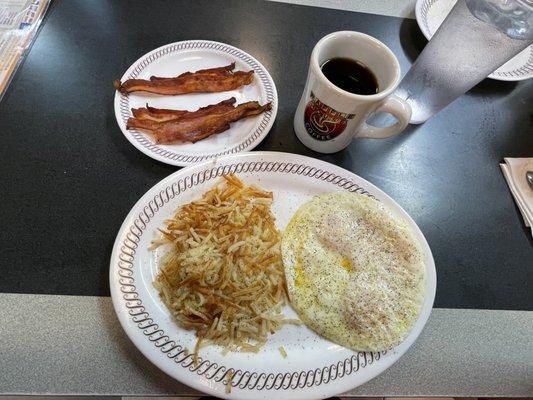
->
131, 97, 236, 122
127, 101, 271, 144
126, 117, 160, 131
114, 72, 254, 95
150, 63, 236, 81
132, 106, 188, 121
153, 101, 271, 144
114, 63, 254, 95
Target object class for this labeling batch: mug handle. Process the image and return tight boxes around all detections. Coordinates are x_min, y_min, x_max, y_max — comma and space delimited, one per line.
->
357, 95, 412, 139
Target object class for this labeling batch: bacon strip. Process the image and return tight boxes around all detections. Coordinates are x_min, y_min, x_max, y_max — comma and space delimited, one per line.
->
131, 107, 187, 121
153, 101, 271, 143
131, 97, 236, 122
127, 101, 271, 144
150, 63, 236, 81
114, 63, 254, 95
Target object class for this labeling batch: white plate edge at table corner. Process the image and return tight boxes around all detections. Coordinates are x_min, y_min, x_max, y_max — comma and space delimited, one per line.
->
108, 151, 437, 400
414, 0, 533, 82
108, 152, 437, 399
112, 40, 279, 167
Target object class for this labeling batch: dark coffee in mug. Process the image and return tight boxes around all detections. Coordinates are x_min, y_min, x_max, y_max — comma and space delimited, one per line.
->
294, 31, 411, 153
321, 57, 378, 96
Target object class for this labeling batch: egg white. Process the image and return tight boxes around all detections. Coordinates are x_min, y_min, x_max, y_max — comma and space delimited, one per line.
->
281, 193, 426, 352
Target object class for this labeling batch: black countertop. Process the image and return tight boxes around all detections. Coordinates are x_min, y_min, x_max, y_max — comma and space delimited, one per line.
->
0, 0, 531, 310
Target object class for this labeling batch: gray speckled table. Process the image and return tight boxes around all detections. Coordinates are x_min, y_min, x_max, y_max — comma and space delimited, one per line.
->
270, 0, 417, 18
0, 0, 532, 398
1, 293, 532, 397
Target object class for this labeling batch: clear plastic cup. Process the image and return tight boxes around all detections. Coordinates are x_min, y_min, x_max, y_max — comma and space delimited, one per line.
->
396, 0, 533, 124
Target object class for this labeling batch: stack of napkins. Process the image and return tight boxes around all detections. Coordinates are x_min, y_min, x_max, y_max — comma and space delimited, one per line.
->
500, 158, 533, 237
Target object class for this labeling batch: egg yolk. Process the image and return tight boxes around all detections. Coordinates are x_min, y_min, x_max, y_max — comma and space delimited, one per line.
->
294, 262, 307, 287
341, 256, 353, 273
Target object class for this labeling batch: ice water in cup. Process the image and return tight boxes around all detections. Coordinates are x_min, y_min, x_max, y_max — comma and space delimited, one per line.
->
396, 0, 533, 124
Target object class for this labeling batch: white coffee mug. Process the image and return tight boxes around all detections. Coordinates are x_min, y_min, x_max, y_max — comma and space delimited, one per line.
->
294, 31, 411, 153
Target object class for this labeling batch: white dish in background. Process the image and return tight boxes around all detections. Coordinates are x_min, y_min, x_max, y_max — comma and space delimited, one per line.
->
109, 151, 437, 400
113, 40, 278, 167
415, 0, 533, 81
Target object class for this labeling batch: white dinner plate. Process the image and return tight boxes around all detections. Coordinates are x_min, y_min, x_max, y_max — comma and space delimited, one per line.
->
109, 152, 436, 400
415, 0, 533, 81
113, 40, 278, 166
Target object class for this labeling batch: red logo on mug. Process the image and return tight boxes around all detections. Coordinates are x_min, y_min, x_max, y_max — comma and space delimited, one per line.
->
304, 92, 355, 141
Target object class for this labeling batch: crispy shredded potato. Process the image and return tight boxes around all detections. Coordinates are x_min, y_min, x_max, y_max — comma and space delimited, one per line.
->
226, 370, 235, 394
152, 174, 299, 355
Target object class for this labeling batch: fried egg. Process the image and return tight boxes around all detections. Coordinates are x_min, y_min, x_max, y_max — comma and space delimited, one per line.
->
281, 193, 426, 351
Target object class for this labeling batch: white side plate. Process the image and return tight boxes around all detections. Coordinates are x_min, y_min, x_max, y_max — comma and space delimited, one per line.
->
114, 41, 278, 166
109, 152, 437, 400
416, 0, 533, 81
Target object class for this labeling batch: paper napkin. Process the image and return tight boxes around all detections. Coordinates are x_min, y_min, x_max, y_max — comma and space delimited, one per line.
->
500, 158, 533, 237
